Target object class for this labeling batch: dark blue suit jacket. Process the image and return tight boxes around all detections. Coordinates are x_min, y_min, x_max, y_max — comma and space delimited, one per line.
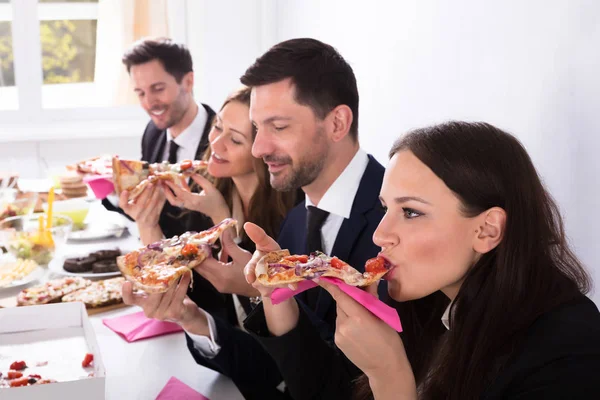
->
186, 155, 386, 399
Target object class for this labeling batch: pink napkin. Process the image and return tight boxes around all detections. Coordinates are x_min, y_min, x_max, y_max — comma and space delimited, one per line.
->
155, 377, 209, 400
102, 311, 183, 342
271, 277, 403, 332
83, 174, 114, 199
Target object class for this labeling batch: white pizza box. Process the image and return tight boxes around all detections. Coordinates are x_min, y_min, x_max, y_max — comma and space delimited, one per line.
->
0, 302, 105, 400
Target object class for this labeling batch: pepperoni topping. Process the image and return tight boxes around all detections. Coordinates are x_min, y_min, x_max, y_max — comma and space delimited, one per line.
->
365, 256, 389, 274
9, 360, 26, 370
7, 370, 23, 379
82, 353, 94, 368
180, 160, 192, 171
330, 257, 344, 270
283, 255, 309, 263
181, 244, 199, 258
9, 377, 29, 387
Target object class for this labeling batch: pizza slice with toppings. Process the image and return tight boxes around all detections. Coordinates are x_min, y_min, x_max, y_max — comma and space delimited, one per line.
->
256, 250, 391, 287
111, 156, 208, 202
116, 218, 237, 293
61, 277, 125, 308
16, 277, 92, 306
67, 155, 113, 177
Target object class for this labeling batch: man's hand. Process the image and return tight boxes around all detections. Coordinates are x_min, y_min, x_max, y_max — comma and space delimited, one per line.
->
194, 227, 260, 297
122, 272, 210, 336
242, 222, 286, 298
119, 184, 166, 245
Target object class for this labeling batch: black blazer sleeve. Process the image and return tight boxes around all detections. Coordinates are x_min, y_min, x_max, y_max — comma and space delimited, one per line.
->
186, 315, 289, 400
244, 300, 361, 400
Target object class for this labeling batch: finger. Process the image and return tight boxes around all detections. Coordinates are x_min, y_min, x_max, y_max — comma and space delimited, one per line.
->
190, 174, 216, 192
244, 222, 280, 252
156, 272, 191, 318
244, 250, 264, 284
365, 281, 379, 298
122, 281, 141, 306
119, 190, 130, 210
318, 280, 368, 317
164, 179, 188, 195
136, 185, 157, 220
163, 183, 180, 206
336, 303, 348, 319
220, 228, 250, 263
194, 257, 223, 281
171, 271, 192, 307
144, 293, 165, 318
154, 281, 180, 318
150, 184, 167, 208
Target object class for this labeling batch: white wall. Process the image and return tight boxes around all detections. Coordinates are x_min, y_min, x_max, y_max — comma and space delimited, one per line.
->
271, 0, 600, 304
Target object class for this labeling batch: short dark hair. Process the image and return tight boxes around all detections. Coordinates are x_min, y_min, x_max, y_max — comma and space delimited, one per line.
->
240, 38, 359, 140
122, 37, 193, 83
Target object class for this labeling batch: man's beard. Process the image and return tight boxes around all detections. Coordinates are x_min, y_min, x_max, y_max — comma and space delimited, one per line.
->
266, 128, 329, 191
154, 88, 189, 130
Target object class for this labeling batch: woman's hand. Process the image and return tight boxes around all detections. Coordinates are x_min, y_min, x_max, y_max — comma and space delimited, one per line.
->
319, 281, 417, 399
163, 174, 230, 224
122, 272, 210, 336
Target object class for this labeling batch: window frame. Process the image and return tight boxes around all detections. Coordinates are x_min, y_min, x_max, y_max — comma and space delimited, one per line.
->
0, 0, 189, 141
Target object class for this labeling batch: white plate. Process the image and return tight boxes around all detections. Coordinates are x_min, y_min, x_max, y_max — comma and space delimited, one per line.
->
48, 252, 122, 278
0, 265, 45, 290
68, 223, 127, 241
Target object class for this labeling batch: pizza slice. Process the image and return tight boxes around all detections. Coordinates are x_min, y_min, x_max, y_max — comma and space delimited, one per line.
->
119, 158, 208, 202
16, 277, 92, 306
256, 250, 391, 287
117, 218, 237, 293
61, 277, 125, 308
111, 156, 150, 195
67, 155, 113, 176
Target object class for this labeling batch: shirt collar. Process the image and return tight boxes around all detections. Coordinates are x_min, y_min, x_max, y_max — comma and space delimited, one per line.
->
305, 148, 369, 219
441, 301, 453, 330
166, 104, 208, 151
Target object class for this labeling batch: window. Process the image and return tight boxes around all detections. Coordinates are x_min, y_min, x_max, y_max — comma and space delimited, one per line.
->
0, 1, 16, 110
0, 0, 182, 140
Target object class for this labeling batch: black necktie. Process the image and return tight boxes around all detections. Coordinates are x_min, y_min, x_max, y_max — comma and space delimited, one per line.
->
167, 140, 179, 164
306, 205, 330, 253
305, 206, 330, 309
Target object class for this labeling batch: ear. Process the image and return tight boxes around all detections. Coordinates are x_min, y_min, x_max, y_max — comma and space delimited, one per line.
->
473, 207, 506, 254
328, 105, 353, 142
182, 71, 194, 93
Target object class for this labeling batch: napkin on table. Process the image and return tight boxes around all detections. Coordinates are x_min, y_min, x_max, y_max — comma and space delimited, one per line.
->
102, 311, 183, 342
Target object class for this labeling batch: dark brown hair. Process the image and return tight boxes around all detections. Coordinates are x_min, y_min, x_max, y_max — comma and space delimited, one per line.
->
357, 121, 591, 399
122, 37, 193, 83
200, 87, 296, 246
240, 38, 360, 141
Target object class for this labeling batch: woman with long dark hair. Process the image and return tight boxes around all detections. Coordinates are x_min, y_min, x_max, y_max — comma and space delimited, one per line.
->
244, 121, 600, 399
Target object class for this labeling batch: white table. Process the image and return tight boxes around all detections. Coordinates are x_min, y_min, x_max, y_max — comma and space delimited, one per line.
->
0, 201, 244, 400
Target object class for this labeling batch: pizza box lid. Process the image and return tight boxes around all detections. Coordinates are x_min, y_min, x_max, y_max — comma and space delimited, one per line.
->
0, 302, 105, 400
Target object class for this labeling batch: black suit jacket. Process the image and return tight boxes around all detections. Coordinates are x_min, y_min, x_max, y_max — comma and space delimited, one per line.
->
186, 155, 386, 399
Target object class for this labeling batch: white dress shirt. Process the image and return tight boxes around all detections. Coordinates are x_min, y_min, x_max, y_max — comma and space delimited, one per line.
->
442, 303, 452, 330
162, 104, 209, 163
186, 148, 371, 358
305, 148, 369, 255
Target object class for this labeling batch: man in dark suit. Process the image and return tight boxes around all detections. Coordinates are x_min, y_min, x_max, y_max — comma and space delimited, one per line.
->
179, 38, 387, 398
104, 38, 231, 319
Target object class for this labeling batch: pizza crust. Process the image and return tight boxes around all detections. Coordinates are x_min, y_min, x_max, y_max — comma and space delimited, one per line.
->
256, 251, 389, 287
117, 219, 237, 293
